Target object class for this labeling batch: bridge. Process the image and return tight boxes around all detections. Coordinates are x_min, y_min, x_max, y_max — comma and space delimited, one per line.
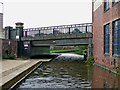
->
5, 23, 93, 58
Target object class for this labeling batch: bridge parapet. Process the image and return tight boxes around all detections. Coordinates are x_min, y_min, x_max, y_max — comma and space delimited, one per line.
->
21, 33, 92, 41
23, 23, 92, 37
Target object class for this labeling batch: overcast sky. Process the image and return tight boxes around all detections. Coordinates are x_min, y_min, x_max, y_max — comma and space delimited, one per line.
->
0, 0, 92, 28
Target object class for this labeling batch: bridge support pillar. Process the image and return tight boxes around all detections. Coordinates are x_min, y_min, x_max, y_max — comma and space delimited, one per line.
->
23, 41, 31, 58
87, 38, 93, 57
88, 44, 93, 57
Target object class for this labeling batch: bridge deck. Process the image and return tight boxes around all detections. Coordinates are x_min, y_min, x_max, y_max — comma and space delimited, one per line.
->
21, 33, 92, 41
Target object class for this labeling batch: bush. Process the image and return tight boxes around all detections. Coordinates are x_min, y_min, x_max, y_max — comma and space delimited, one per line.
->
82, 49, 88, 55
3, 54, 16, 59
74, 51, 83, 55
22, 58, 29, 60
113, 65, 120, 74
85, 57, 94, 65
113, 65, 120, 70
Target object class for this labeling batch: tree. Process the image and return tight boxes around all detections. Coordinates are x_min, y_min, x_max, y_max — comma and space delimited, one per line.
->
53, 30, 62, 34
72, 28, 82, 34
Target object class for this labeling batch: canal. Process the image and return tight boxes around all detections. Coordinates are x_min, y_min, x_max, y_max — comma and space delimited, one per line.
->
15, 54, 120, 89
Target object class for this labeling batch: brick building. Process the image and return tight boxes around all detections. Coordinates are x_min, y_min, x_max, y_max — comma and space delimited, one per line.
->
93, 0, 120, 69
0, 13, 3, 38
1, 39, 17, 58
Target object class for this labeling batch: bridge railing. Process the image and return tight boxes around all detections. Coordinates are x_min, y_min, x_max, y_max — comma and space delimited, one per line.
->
23, 23, 92, 37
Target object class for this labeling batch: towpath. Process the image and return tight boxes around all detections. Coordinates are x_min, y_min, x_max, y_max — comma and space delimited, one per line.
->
0, 59, 51, 89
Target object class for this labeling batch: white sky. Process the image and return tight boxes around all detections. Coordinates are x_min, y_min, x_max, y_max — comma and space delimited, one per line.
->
0, 0, 92, 28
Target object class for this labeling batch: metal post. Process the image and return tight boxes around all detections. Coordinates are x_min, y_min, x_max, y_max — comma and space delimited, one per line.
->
39, 30, 40, 36
114, 59, 116, 67
86, 26, 87, 33
25, 31, 27, 37
69, 27, 71, 34
53, 28, 55, 35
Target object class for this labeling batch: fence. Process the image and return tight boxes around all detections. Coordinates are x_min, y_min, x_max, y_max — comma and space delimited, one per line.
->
23, 23, 92, 37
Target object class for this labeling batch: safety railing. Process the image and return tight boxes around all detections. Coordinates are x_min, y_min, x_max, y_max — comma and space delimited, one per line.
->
23, 23, 92, 37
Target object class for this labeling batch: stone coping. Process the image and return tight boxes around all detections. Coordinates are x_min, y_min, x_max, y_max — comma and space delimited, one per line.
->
0, 59, 51, 89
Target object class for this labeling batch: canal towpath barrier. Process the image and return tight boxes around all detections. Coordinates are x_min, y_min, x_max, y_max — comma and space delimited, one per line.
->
0, 59, 51, 89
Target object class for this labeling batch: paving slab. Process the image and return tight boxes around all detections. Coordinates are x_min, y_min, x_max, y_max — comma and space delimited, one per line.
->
0, 59, 51, 89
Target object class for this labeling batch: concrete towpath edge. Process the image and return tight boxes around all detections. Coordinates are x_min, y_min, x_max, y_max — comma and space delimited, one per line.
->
0, 59, 51, 89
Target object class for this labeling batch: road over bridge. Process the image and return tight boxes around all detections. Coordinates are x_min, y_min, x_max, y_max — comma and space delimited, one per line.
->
22, 33, 92, 46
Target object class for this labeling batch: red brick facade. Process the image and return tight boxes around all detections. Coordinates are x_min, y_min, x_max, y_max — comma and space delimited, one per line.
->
93, 1, 120, 69
0, 39, 17, 58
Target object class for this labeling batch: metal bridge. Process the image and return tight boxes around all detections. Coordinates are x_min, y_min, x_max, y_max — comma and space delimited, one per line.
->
5, 23, 93, 58
23, 23, 92, 38
21, 23, 93, 58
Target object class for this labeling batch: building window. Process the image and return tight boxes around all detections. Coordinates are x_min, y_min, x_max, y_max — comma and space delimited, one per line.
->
113, 19, 120, 56
112, 0, 120, 6
104, 24, 110, 54
104, 0, 110, 11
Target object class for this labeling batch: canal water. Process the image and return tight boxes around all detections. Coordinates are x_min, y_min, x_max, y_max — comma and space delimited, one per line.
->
16, 54, 120, 89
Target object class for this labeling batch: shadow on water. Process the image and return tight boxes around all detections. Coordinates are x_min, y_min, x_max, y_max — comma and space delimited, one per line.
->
30, 53, 59, 59
11, 53, 120, 89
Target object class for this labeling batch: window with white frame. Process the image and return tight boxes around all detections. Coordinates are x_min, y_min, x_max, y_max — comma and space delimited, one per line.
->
113, 19, 120, 56
104, 0, 110, 11
104, 24, 110, 54
112, 0, 120, 5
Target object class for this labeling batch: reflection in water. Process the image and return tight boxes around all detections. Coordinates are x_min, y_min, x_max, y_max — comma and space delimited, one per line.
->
92, 66, 120, 89
17, 61, 93, 88
16, 53, 120, 89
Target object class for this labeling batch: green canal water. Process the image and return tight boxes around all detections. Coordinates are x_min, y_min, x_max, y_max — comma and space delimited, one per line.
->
16, 61, 120, 89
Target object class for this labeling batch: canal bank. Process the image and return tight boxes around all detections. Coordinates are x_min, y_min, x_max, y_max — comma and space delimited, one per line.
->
0, 59, 51, 89
53, 52, 120, 75
94, 62, 120, 75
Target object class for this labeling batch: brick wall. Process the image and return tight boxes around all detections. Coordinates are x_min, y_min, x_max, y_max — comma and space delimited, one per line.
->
93, 1, 120, 69
0, 39, 17, 58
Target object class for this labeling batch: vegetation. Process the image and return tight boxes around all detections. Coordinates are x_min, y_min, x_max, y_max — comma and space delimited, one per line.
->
75, 46, 88, 55
51, 46, 88, 55
72, 28, 82, 34
85, 57, 94, 65
3, 54, 16, 59
21, 58, 29, 60
50, 48, 79, 53
15, 58, 29, 60
113, 65, 120, 70
113, 65, 120, 74
3, 54, 29, 60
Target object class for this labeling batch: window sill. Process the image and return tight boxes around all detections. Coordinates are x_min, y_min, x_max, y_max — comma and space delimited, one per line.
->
113, 54, 120, 58
112, 1, 120, 7
104, 8, 110, 13
104, 53, 110, 56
